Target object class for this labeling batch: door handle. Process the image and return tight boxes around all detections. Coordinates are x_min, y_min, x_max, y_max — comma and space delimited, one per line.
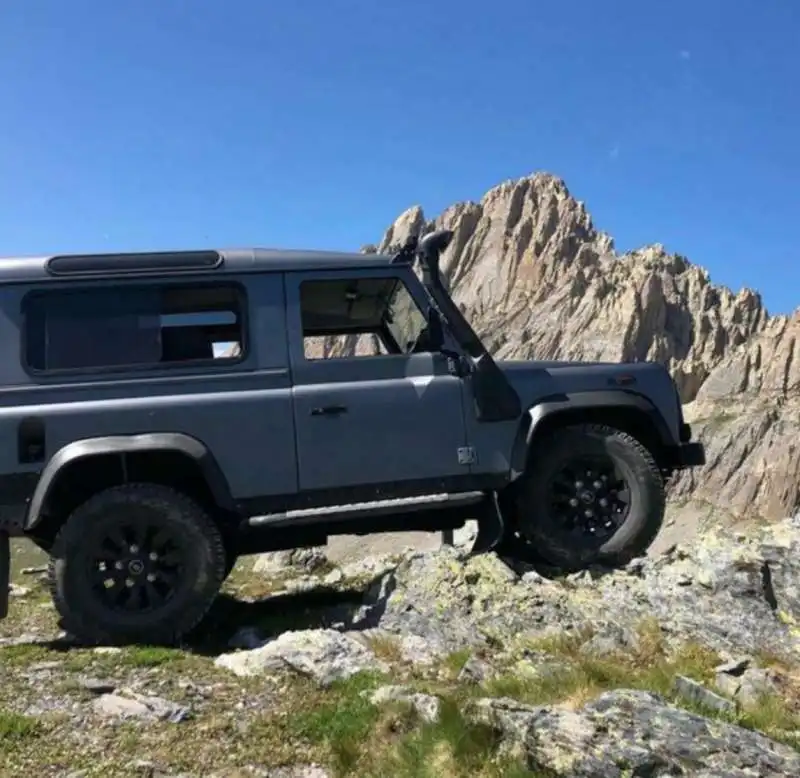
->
310, 405, 348, 416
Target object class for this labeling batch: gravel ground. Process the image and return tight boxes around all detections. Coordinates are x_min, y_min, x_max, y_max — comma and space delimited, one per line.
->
325, 531, 444, 565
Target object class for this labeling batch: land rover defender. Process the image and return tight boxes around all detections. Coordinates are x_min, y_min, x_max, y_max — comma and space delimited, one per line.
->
0, 230, 704, 645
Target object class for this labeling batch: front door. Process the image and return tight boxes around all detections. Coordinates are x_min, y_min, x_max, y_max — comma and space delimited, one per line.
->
285, 267, 471, 494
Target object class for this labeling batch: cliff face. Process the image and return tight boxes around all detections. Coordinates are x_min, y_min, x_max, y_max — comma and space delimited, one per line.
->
374, 173, 796, 522
669, 312, 800, 521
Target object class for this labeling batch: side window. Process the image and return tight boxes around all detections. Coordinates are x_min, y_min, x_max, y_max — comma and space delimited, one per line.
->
303, 333, 389, 360
299, 276, 429, 360
24, 283, 246, 373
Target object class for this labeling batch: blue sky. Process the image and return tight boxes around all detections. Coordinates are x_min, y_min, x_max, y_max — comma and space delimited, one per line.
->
1, 1, 798, 314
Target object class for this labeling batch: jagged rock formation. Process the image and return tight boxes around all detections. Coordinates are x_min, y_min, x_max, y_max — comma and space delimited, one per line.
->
670, 311, 800, 519
378, 174, 768, 403
374, 172, 797, 523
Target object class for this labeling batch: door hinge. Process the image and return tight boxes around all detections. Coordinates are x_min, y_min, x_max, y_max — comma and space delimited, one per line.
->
457, 446, 477, 465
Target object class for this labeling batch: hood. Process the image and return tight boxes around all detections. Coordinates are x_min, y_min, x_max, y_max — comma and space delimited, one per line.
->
495, 357, 676, 408
496, 358, 618, 372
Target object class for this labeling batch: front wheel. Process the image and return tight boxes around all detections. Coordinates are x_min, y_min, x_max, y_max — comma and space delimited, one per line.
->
508, 423, 666, 571
48, 482, 227, 646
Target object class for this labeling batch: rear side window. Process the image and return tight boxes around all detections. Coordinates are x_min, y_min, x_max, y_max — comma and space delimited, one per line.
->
23, 283, 246, 373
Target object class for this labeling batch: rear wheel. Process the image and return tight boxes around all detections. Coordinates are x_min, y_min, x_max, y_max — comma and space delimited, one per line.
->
48, 482, 227, 646
223, 552, 239, 580
507, 423, 665, 571
219, 527, 240, 580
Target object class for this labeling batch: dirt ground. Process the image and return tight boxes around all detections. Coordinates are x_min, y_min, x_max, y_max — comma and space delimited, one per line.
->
326, 530, 444, 564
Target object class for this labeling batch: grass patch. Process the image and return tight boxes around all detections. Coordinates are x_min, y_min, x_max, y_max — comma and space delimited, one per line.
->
286, 672, 384, 775
485, 618, 721, 710
115, 645, 187, 668
366, 633, 405, 665
737, 695, 800, 748
0, 711, 40, 742
387, 696, 500, 775
273, 672, 543, 777
442, 648, 473, 679
0, 643, 57, 667
362, 695, 546, 778
521, 625, 595, 656
482, 619, 800, 749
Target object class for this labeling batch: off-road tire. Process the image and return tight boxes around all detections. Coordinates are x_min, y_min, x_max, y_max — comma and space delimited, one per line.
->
223, 552, 239, 580
510, 423, 665, 571
220, 529, 239, 580
48, 482, 227, 646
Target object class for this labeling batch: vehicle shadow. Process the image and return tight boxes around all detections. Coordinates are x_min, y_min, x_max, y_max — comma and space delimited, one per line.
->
188, 585, 377, 656
12, 551, 624, 655
23, 582, 385, 656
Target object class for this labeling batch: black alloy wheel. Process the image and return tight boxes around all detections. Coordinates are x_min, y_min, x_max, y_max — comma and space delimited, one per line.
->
49, 482, 227, 646
509, 423, 666, 571
545, 454, 631, 545
90, 518, 188, 614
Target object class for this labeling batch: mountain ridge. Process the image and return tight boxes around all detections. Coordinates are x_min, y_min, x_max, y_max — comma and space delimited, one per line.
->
378, 172, 767, 313
373, 171, 799, 525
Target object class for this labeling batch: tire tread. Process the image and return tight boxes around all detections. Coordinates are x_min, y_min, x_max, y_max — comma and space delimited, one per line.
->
48, 482, 226, 646
513, 422, 665, 571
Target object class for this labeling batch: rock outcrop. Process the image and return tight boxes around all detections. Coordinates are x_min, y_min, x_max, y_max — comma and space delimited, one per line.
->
212, 515, 800, 775
670, 311, 800, 519
340, 515, 800, 664
372, 172, 796, 523
6, 516, 800, 775
473, 689, 800, 777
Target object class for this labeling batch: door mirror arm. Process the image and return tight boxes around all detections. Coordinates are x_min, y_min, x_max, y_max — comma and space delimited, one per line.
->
438, 348, 471, 377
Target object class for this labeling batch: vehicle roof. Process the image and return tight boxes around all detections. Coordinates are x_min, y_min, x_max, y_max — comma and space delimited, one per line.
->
0, 247, 399, 285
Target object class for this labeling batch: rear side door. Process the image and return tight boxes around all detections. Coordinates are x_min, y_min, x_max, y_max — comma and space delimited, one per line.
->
285, 267, 471, 493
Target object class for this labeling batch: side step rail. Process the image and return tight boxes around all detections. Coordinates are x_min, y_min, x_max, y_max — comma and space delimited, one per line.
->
245, 491, 486, 531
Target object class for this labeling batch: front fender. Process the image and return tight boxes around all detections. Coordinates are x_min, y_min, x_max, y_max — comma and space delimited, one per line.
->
25, 432, 236, 531
509, 390, 674, 475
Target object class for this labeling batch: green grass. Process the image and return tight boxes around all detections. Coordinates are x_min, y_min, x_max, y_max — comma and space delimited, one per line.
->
442, 648, 473, 678
286, 673, 384, 775
387, 696, 504, 777
281, 673, 549, 778
0, 710, 45, 773
485, 618, 720, 707
114, 645, 186, 668
0, 711, 40, 742
0, 643, 56, 667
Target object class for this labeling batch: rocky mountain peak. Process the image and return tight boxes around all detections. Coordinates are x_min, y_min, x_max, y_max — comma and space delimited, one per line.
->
377, 172, 769, 404
372, 172, 797, 524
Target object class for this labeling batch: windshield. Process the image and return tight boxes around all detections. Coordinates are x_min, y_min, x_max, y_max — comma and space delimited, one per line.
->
384, 279, 429, 352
